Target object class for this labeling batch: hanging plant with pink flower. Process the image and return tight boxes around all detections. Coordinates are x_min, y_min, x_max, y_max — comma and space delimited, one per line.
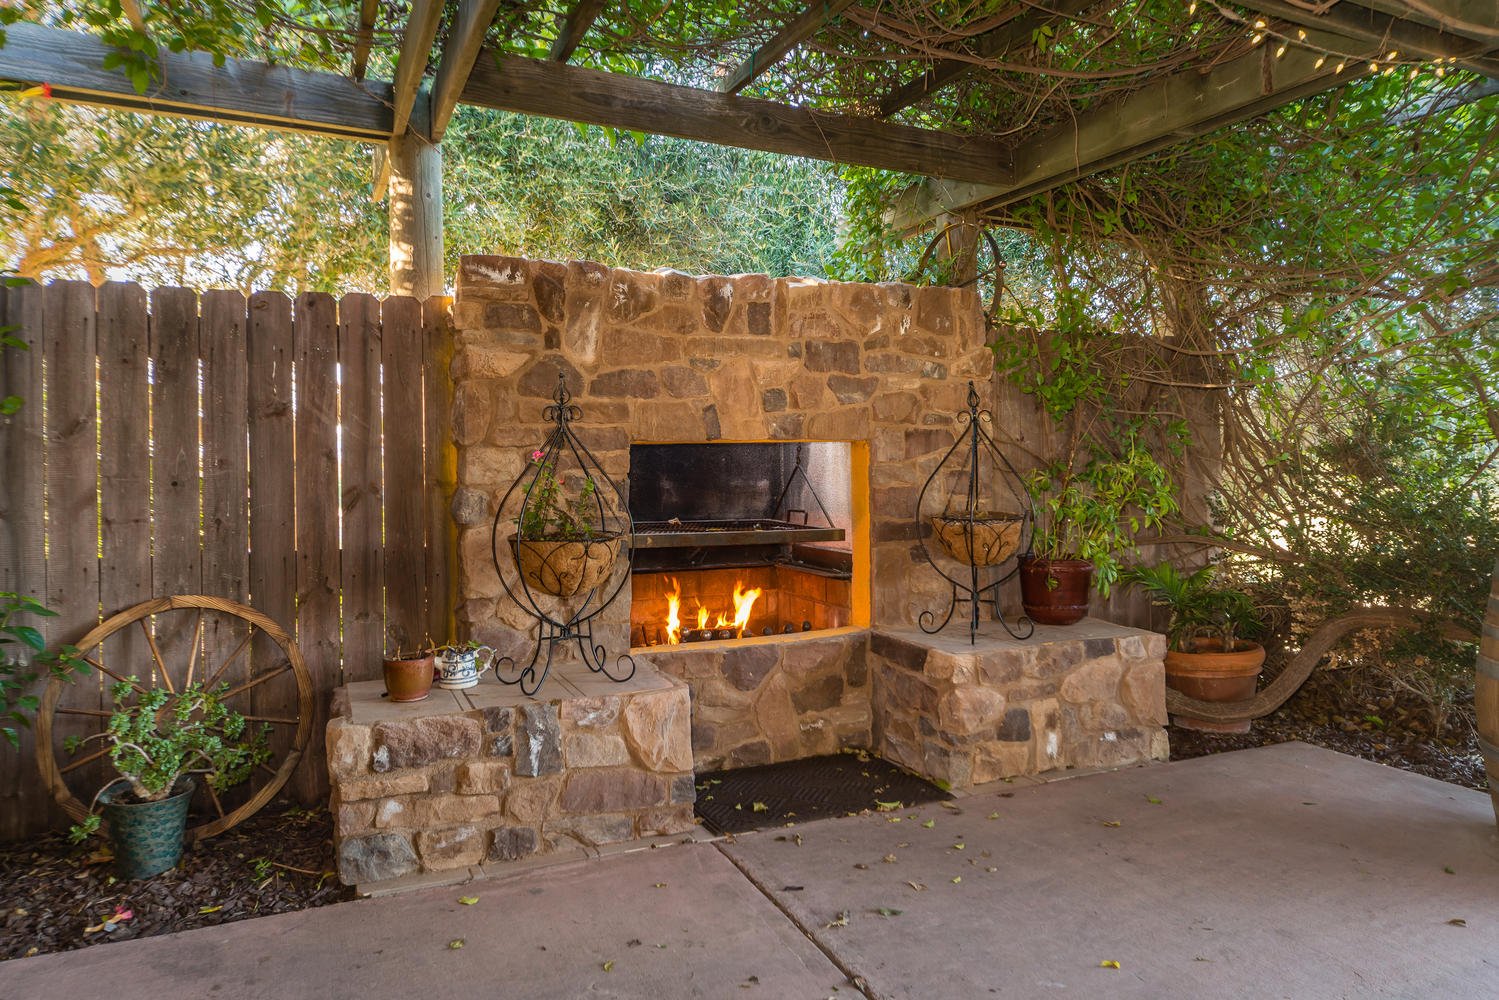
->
517, 448, 602, 542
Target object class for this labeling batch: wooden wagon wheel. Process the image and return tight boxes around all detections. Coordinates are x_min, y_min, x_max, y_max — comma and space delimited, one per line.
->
35, 595, 313, 845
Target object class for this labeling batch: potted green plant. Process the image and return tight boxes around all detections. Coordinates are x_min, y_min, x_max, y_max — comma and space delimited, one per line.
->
68, 679, 270, 879
510, 448, 622, 597
1020, 438, 1178, 625
1125, 561, 1266, 733
383, 627, 436, 703
2, 591, 87, 748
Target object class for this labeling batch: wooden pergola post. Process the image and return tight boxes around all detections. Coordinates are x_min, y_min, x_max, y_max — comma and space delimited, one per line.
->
388, 133, 444, 299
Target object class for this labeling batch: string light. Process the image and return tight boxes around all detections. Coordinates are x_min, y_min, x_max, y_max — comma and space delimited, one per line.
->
1188, 0, 1196, 13
1252, 32, 1264, 44
1436, 65, 1446, 77
1275, 43, 1287, 58
1335, 60, 1345, 73
1296, 29, 1307, 40
1408, 67, 1419, 79
1253, 18, 1267, 28
1314, 55, 1327, 69
1385, 50, 1398, 61
1368, 61, 1379, 72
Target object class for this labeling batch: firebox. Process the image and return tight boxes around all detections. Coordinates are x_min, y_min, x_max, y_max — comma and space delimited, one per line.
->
628, 442, 854, 647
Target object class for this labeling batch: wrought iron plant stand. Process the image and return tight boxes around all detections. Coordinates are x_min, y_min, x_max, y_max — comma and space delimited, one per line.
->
916, 380, 1035, 643
490, 374, 636, 695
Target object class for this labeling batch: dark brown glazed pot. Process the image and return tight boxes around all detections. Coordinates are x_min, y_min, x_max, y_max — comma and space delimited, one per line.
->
1018, 557, 1094, 625
383, 654, 436, 702
1165, 638, 1266, 734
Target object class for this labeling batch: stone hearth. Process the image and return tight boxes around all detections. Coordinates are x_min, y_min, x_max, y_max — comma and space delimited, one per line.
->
327, 662, 694, 887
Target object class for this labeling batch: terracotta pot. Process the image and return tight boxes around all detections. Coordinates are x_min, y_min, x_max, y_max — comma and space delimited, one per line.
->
929, 513, 1023, 566
383, 653, 435, 702
1165, 638, 1267, 734
510, 534, 622, 597
1018, 557, 1093, 625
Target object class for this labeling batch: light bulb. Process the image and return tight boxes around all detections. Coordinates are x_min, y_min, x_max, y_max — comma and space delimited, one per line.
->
1314, 55, 1327, 69
1276, 44, 1287, 58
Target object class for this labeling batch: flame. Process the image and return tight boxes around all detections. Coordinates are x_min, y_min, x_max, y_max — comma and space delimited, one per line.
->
731, 581, 762, 638
660, 579, 762, 643
665, 578, 682, 645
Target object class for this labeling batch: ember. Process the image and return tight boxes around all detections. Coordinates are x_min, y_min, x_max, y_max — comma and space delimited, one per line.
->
662, 576, 762, 643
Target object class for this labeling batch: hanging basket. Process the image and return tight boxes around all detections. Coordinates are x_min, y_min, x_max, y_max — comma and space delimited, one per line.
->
509, 533, 623, 598
929, 512, 1023, 566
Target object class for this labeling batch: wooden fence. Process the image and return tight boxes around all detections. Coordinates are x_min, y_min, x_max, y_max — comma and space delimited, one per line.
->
0, 280, 456, 841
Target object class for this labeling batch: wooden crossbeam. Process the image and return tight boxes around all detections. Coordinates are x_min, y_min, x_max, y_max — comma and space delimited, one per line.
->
432, 0, 503, 140
549, 0, 607, 63
0, 21, 398, 142
463, 52, 1014, 184
1353, 0, 1499, 47
1236, 0, 1499, 78
889, 26, 1377, 228
719, 0, 857, 95
391, 0, 444, 138
352, 0, 379, 80
878, 0, 1105, 116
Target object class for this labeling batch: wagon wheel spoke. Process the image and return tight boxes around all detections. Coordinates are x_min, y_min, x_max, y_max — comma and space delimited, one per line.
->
219, 662, 292, 702
183, 610, 205, 688
203, 780, 226, 819
55, 707, 112, 719
60, 745, 111, 774
84, 655, 147, 696
200, 628, 256, 692
257, 762, 278, 778
139, 618, 173, 694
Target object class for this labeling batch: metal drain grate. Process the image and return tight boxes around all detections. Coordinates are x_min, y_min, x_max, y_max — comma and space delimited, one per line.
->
693, 752, 953, 835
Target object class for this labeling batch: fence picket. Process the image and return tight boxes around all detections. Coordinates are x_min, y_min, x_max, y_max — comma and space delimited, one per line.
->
383, 296, 426, 651
340, 293, 384, 682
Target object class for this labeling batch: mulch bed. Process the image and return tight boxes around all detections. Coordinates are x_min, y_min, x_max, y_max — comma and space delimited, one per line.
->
1168, 665, 1488, 792
0, 803, 350, 963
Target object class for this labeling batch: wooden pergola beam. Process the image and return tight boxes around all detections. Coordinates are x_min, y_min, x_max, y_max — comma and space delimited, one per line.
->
719, 0, 857, 95
890, 26, 1375, 228
1235, 0, 1499, 78
878, 0, 1104, 116
0, 21, 398, 142
462, 52, 1014, 185
390, 0, 445, 138
352, 0, 379, 81
432, 0, 503, 140
1353, 0, 1499, 47
549, 0, 607, 63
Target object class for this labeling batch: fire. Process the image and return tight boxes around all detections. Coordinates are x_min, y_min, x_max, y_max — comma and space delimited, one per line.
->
665, 578, 682, 645
661, 579, 762, 643
731, 581, 762, 637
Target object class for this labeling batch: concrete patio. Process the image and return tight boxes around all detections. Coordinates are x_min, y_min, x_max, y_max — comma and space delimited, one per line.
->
3, 741, 1496, 1000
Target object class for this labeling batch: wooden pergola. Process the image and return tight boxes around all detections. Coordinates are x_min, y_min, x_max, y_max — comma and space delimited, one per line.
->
2, 1, 1494, 296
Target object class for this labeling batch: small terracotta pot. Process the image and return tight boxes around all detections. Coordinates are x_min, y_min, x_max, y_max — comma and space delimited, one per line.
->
1165, 638, 1266, 734
1018, 557, 1093, 625
383, 654, 436, 702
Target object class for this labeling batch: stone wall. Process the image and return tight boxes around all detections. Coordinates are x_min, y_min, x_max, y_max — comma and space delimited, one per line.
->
450, 255, 995, 659
870, 621, 1169, 789
648, 630, 870, 770
327, 671, 694, 887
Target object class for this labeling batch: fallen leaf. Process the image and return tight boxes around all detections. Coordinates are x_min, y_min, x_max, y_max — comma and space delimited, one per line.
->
653, 882, 667, 888
987, 812, 1000, 820
1100, 960, 1120, 970
627, 939, 642, 947
873, 907, 903, 917
882, 854, 897, 864
1447, 918, 1467, 927
1444, 866, 1456, 874
906, 880, 926, 891
794, 834, 803, 846
939, 801, 961, 811
752, 802, 768, 813
951, 876, 962, 884
198, 905, 223, 915
952, 843, 965, 851
602, 960, 614, 972
985, 866, 998, 873
886, 816, 902, 823
1146, 795, 1162, 805
921, 819, 936, 829
825, 910, 849, 928
875, 800, 902, 812
458, 896, 479, 906
448, 939, 465, 950
853, 863, 870, 870
1101, 820, 1121, 828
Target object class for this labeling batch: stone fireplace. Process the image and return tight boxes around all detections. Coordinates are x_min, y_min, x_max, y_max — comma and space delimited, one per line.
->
322, 255, 1171, 890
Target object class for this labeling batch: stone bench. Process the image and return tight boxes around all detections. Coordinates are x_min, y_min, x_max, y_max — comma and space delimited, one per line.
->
327, 660, 695, 888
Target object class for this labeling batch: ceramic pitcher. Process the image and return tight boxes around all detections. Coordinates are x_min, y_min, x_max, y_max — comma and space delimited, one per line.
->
434, 645, 496, 689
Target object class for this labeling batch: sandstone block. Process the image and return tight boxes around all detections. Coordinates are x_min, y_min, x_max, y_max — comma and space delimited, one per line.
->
828, 373, 880, 403
451, 486, 490, 526
870, 632, 928, 673
456, 761, 512, 795
563, 696, 621, 729
608, 271, 660, 323
335, 798, 376, 836
517, 357, 582, 398
326, 718, 371, 781
727, 739, 772, 767
670, 773, 697, 805
1120, 661, 1167, 726
640, 806, 697, 837
973, 743, 1031, 784
761, 387, 788, 411
339, 771, 430, 801
937, 687, 1005, 736
753, 674, 802, 759
723, 644, 780, 691
590, 368, 660, 399
1059, 656, 1125, 706
622, 689, 693, 771
506, 775, 562, 824
517, 703, 563, 776
559, 769, 667, 814
549, 813, 635, 847
803, 340, 859, 374
371, 716, 483, 771
791, 671, 845, 713
534, 273, 565, 323
489, 825, 540, 862
338, 832, 418, 885
996, 706, 1032, 742
565, 729, 632, 768
805, 406, 871, 441
417, 824, 485, 870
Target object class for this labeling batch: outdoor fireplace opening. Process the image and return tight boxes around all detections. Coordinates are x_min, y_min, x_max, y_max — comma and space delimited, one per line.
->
628, 441, 863, 648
